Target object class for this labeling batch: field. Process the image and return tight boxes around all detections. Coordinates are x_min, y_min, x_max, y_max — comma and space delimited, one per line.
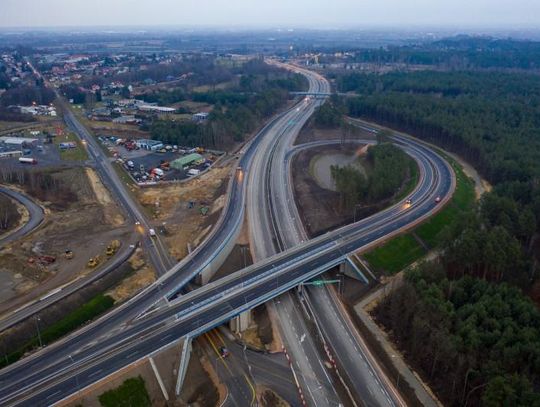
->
54, 131, 88, 161
364, 234, 425, 275
363, 155, 475, 274
98, 376, 151, 407
0, 294, 115, 367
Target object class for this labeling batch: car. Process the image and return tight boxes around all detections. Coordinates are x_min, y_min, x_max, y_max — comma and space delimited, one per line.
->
149, 228, 156, 237
219, 346, 230, 358
435, 196, 441, 203
405, 198, 412, 205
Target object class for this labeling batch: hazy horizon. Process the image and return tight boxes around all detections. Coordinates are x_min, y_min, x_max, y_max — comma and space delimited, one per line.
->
2, 0, 540, 29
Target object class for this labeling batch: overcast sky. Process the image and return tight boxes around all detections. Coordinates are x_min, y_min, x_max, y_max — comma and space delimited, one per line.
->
1, 0, 539, 29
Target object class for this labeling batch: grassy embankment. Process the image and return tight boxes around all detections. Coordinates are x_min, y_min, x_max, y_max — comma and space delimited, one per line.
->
0, 294, 114, 367
98, 376, 151, 407
54, 131, 88, 161
364, 156, 475, 274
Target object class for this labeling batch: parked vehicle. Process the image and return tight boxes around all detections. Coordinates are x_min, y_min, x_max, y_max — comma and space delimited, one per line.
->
19, 157, 37, 164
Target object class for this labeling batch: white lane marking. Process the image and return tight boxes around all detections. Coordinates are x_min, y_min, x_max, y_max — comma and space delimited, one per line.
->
46, 390, 62, 399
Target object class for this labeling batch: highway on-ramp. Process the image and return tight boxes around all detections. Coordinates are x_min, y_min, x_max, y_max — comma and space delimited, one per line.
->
0, 121, 454, 406
0, 186, 44, 248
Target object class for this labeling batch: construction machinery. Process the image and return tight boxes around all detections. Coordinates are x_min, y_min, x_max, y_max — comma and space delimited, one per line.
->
105, 240, 120, 256
87, 255, 101, 268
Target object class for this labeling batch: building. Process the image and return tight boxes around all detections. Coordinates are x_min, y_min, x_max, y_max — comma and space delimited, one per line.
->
171, 153, 204, 170
0, 150, 23, 159
135, 139, 163, 151
113, 115, 140, 124
192, 112, 209, 122
137, 105, 176, 114
0, 137, 38, 147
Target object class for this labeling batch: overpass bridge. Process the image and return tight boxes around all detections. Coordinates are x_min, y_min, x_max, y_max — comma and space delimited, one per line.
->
290, 91, 333, 97
0, 133, 455, 406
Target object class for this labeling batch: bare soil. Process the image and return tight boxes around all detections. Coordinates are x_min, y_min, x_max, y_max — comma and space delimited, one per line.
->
258, 386, 291, 407
292, 145, 358, 236
106, 248, 156, 302
136, 162, 233, 261
0, 166, 130, 315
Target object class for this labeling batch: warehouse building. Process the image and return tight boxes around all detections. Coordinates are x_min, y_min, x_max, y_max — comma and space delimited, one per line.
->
135, 139, 164, 151
0, 137, 39, 147
171, 153, 204, 169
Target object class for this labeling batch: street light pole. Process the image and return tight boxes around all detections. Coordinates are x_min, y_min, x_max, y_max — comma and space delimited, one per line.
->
34, 316, 43, 348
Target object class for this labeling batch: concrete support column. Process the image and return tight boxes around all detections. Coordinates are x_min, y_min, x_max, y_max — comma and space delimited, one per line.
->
339, 257, 369, 283
229, 310, 252, 333
175, 336, 192, 396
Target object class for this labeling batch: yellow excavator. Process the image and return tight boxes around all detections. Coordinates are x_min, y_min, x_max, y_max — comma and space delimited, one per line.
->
105, 240, 121, 256
87, 255, 101, 268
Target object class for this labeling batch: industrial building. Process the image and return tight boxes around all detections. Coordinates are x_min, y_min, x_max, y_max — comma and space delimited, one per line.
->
0, 137, 39, 147
135, 139, 164, 151
137, 105, 176, 114
171, 153, 204, 169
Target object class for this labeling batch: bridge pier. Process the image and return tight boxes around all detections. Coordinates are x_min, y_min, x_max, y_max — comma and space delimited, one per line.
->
339, 257, 369, 284
229, 310, 252, 333
175, 336, 192, 396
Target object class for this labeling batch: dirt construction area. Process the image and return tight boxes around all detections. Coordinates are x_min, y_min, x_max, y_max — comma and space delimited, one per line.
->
0, 166, 132, 316
136, 159, 234, 262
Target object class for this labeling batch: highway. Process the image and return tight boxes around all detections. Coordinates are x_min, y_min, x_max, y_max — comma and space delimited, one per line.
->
0, 115, 454, 406
0, 186, 44, 248
0, 67, 327, 404
0, 63, 453, 406
262, 63, 400, 406
247, 65, 344, 406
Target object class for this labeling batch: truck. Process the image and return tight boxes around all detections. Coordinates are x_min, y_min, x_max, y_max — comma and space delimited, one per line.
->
19, 157, 37, 165
151, 168, 164, 177
188, 168, 200, 176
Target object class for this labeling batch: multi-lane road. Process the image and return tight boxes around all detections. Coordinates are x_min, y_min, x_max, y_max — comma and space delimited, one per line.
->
0, 186, 44, 248
0, 62, 454, 406
0, 111, 454, 406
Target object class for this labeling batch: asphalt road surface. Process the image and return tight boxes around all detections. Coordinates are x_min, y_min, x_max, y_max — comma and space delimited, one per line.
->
0, 186, 44, 248
0, 65, 454, 406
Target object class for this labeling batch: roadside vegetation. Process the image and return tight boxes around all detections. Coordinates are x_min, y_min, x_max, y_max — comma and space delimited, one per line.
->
150, 58, 307, 151
0, 294, 114, 367
336, 49, 540, 405
331, 143, 415, 208
0, 193, 21, 232
54, 131, 88, 161
374, 264, 540, 406
0, 167, 77, 210
98, 376, 151, 407
365, 155, 475, 273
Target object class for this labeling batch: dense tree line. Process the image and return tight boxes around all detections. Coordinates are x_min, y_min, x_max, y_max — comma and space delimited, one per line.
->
0, 194, 20, 232
343, 67, 540, 405
135, 87, 186, 105
0, 168, 76, 210
330, 36, 540, 70
375, 264, 540, 406
313, 100, 342, 128
151, 87, 289, 149
150, 62, 306, 150
0, 85, 55, 107
341, 71, 540, 263
331, 143, 412, 208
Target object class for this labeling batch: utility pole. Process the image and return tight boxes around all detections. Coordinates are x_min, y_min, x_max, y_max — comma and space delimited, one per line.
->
34, 316, 42, 348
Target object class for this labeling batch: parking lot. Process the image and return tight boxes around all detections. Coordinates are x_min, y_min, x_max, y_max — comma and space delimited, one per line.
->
0, 136, 66, 169
97, 135, 222, 184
